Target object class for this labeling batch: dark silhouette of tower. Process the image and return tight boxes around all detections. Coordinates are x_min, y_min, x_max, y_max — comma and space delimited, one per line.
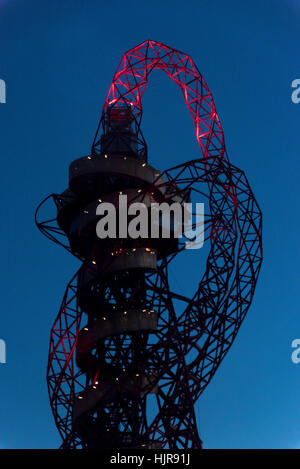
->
36, 40, 262, 449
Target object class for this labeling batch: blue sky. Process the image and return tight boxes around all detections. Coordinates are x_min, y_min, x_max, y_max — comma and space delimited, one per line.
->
0, 0, 299, 449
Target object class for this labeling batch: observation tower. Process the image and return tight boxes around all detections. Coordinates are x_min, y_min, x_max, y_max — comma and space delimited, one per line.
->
36, 40, 262, 449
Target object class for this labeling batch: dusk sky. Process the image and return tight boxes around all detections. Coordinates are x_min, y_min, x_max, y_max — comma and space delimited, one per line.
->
0, 0, 299, 449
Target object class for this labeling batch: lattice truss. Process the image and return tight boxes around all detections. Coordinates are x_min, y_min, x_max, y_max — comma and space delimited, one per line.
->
36, 40, 262, 449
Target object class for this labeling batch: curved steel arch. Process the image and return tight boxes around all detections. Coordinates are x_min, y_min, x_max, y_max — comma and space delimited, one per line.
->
93, 39, 227, 162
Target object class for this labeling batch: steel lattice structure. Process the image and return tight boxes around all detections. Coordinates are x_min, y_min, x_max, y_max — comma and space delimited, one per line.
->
36, 40, 262, 449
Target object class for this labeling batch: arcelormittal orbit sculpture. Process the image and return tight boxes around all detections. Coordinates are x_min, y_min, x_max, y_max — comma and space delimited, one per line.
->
36, 40, 262, 449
